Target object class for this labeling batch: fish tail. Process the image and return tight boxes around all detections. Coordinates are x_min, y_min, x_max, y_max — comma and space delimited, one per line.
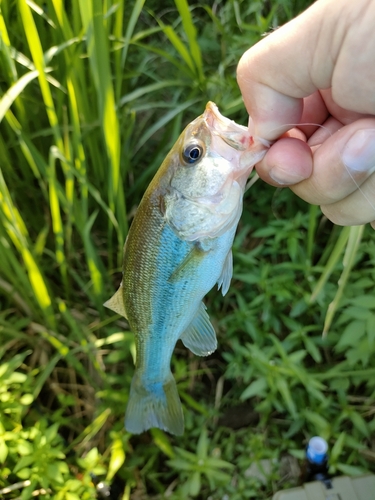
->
125, 371, 184, 435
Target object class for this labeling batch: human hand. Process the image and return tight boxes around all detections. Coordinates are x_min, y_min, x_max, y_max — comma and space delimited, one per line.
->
237, 0, 375, 228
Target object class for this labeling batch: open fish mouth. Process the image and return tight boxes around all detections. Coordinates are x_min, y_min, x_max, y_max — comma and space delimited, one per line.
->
203, 101, 254, 152
202, 101, 270, 182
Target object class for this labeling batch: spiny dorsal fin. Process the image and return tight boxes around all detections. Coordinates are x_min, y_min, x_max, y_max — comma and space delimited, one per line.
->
104, 284, 127, 319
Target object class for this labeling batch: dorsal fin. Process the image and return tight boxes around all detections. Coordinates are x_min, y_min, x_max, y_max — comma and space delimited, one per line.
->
104, 284, 127, 319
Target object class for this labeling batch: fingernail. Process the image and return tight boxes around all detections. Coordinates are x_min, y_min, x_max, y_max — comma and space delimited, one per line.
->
342, 129, 375, 173
269, 167, 307, 185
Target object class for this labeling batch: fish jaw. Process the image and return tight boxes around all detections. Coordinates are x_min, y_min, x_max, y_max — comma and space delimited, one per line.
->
203, 101, 270, 187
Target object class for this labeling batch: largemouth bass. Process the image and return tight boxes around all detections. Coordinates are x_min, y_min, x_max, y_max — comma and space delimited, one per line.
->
105, 102, 269, 435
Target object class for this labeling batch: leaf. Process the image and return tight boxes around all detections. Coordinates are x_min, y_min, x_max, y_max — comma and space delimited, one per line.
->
174, 0, 204, 80
70, 409, 111, 451
167, 458, 195, 472
323, 225, 365, 336
330, 432, 345, 462
349, 411, 370, 438
17, 441, 33, 456
240, 377, 267, 401
47, 463, 64, 484
44, 422, 59, 443
0, 440, 8, 463
16, 467, 32, 479
162, 25, 195, 74
120, 80, 186, 106
336, 320, 366, 350
336, 463, 366, 476
179, 391, 210, 416
18, 0, 63, 145
65, 493, 81, 500
151, 429, 174, 458
366, 314, 375, 346
133, 97, 200, 154
275, 378, 297, 417
350, 296, 375, 309
309, 226, 350, 304
206, 457, 234, 469
344, 306, 372, 321
106, 438, 125, 482
197, 428, 208, 460
77, 447, 99, 470
121, 0, 145, 69
304, 411, 331, 438
189, 471, 201, 497
288, 349, 307, 364
0, 70, 39, 123
304, 338, 322, 363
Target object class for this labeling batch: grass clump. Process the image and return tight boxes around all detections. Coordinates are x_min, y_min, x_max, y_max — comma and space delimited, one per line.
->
0, 0, 374, 499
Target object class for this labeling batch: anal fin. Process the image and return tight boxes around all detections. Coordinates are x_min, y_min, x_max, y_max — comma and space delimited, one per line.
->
180, 302, 217, 356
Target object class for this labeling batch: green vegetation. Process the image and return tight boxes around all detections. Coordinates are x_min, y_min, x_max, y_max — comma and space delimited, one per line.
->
0, 0, 374, 498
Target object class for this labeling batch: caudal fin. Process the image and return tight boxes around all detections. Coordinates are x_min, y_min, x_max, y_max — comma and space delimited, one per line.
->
125, 372, 184, 435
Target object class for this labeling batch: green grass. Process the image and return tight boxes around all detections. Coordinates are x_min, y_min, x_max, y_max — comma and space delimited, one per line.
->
0, 0, 375, 498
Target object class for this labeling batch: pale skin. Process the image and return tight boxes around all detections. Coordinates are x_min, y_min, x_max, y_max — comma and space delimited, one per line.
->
237, 0, 375, 228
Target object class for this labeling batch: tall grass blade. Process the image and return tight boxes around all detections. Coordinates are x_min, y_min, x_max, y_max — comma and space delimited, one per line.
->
0, 12, 17, 81
18, 0, 63, 147
133, 97, 200, 154
67, 408, 112, 451
48, 147, 68, 291
323, 225, 364, 336
120, 0, 145, 75
79, 0, 127, 251
0, 168, 55, 327
66, 77, 88, 218
0, 70, 39, 123
174, 0, 204, 82
18, 0, 76, 291
309, 226, 350, 304
120, 80, 187, 107
306, 204, 319, 262
162, 25, 195, 76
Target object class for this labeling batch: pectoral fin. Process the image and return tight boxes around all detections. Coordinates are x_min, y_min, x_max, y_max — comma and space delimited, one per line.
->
217, 250, 233, 296
104, 284, 128, 319
168, 243, 206, 283
180, 302, 217, 356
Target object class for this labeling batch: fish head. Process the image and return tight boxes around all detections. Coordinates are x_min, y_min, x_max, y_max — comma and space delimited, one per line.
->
163, 102, 270, 241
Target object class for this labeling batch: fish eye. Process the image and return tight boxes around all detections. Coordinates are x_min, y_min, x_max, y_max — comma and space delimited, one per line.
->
181, 142, 204, 165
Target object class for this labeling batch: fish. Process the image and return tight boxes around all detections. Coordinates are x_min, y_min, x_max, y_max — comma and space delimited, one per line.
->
104, 102, 269, 435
